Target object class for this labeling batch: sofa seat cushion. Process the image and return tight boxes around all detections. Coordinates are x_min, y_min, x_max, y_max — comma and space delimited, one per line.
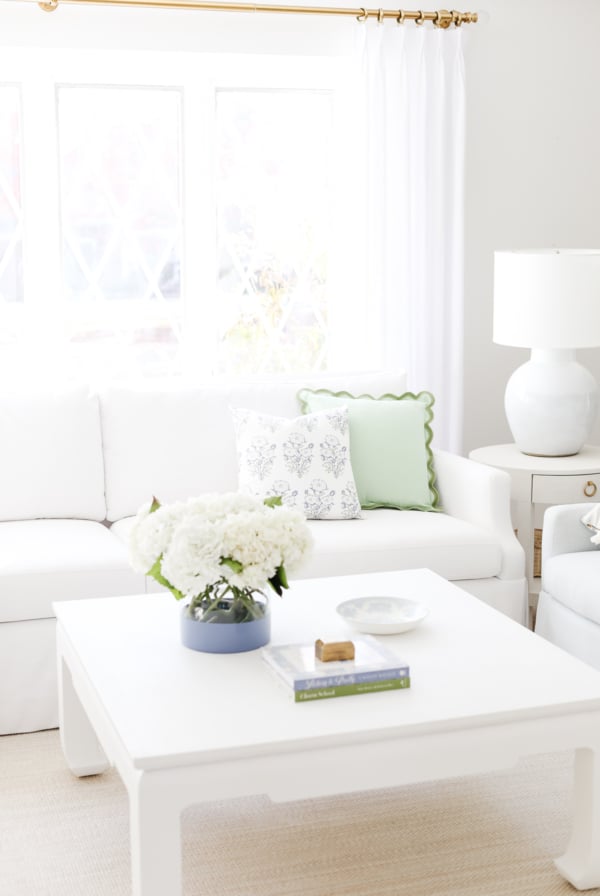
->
0, 520, 146, 623
300, 510, 502, 581
111, 508, 502, 586
543, 551, 600, 626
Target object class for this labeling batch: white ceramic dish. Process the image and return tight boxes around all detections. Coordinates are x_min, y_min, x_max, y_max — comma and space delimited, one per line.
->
336, 596, 428, 635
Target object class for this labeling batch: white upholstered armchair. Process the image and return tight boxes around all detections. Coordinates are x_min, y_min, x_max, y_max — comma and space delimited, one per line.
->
535, 503, 600, 669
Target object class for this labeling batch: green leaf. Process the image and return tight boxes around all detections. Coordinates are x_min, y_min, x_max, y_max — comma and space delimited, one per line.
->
268, 565, 289, 597
149, 496, 161, 513
220, 556, 244, 574
147, 555, 185, 601
268, 574, 282, 596
277, 565, 289, 589
263, 495, 283, 508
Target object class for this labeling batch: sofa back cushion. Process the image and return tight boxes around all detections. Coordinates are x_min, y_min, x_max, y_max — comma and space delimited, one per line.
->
0, 386, 106, 521
100, 373, 406, 522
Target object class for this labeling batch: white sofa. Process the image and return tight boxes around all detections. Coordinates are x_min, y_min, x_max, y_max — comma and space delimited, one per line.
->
535, 503, 600, 669
0, 373, 527, 734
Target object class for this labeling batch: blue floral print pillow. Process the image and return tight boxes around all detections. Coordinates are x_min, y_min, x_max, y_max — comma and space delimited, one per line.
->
231, 406, 362, 520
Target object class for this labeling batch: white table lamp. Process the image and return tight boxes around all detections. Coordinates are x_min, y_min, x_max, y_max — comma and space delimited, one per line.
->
493, 249, 600, 457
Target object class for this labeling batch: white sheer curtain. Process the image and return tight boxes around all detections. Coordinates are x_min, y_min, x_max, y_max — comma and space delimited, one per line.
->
360, 24, 466, 454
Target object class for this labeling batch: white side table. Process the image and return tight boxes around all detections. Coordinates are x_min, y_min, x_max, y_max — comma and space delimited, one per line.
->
469, 444, 600, 619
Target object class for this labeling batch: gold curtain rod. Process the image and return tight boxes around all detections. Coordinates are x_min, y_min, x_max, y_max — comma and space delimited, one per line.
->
37, 0, 478, 27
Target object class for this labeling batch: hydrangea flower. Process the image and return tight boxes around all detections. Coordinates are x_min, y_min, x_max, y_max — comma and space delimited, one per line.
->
129, 492, 312, 621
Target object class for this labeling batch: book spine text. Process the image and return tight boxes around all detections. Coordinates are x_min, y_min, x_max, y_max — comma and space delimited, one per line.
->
293, 666, 410, 691
295, 676, 411, 702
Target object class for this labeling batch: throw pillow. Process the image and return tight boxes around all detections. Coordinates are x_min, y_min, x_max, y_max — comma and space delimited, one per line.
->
231, 406, 362, 520
296, 388, 440, 511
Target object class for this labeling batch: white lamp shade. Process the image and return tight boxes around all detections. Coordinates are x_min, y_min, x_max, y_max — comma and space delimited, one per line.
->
494, 249, 600, 348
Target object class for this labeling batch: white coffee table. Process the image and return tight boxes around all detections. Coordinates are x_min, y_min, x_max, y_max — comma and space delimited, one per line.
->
54, 568, 600, 895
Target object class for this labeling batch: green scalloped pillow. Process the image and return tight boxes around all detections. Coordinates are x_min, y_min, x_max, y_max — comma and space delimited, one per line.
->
296, 388, 440, 511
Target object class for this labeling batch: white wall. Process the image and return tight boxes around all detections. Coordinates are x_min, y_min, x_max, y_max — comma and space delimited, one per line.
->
463, 0, 600, 454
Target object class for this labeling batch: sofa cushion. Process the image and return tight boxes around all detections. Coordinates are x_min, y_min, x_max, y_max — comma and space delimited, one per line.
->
232, 406, 361, 519
99, 373, 407, 522
0, 520, 145, 623
0, 386, 106, 522
543, 551, 600, 626
111, 508, 502, 584
297, 388, 439, 511
300, 510, 501, 581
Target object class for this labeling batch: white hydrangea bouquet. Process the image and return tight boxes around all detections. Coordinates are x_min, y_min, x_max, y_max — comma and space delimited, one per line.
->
129, 492, 312, 624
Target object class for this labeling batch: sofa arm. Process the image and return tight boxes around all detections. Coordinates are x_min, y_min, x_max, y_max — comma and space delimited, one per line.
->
433, 449, 525, 581
541, 503, 598, 566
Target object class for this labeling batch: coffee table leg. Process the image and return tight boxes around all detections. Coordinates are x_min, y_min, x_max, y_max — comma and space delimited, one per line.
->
130, 774, 182, 896
58, 656, 110, 777
555, 747, 600, 890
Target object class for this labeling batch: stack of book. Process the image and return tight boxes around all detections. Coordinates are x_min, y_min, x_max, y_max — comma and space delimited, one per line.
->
262, 636, 410, 702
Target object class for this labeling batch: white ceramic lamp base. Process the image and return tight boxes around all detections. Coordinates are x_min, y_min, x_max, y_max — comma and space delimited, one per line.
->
505, 349, 598, 457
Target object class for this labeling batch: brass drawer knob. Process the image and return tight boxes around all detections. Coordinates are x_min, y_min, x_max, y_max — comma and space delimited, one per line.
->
584, 481, 597, 497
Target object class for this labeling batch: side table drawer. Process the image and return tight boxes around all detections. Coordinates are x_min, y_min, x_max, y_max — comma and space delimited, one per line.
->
532, 473, 600, 505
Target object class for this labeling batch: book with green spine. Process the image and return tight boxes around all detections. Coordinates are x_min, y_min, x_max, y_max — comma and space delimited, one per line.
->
295, 676, 410, 702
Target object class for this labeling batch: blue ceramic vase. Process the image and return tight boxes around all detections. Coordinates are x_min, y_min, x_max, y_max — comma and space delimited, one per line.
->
180, 592, 270, 654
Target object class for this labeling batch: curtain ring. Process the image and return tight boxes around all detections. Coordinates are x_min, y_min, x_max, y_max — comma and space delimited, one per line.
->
377, 7, 384, 22
450, 9, 462, 26
357, 6, 368, 21
396, 8, 405, 23
415, 10, 425, 25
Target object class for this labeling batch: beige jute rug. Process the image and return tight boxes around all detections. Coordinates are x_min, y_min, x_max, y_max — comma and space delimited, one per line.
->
1, 730, 598, 896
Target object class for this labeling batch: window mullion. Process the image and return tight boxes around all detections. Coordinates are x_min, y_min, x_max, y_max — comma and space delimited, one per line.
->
180, 65, 217, 380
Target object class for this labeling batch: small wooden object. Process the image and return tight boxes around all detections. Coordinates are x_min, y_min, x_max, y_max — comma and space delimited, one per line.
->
315, 639, 355, 662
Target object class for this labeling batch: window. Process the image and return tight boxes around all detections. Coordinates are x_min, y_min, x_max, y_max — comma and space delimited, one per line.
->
0, 48, 373, 385
215, 88, 332, 375
58, 85, 183, 378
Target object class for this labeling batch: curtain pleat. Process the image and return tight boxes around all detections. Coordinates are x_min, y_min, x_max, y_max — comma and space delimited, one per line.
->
361, 25, 466, 453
